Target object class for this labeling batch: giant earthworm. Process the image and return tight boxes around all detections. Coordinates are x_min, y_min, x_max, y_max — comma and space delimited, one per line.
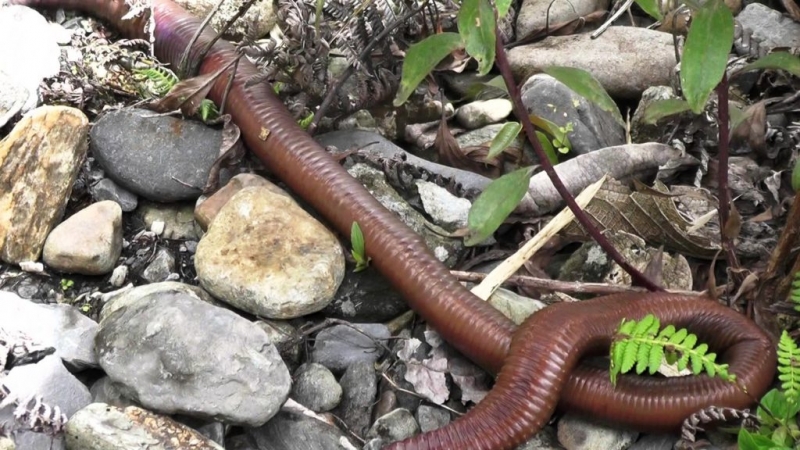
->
8, 1, 777, 449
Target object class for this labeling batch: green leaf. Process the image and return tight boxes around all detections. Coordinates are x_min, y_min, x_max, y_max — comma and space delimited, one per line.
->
495, 0, 513, 18
488, 122, 522, 159
680, 0, 734, 113
740, 52, 800, 78
792, 157, 800, 192
535, 131, 558, 165
760, 389, 791, 423
529, 114, 572, 151
543, 66, 624, 127
465, 166, 534, 246
394, 33, 463, 106
647, 344, 663, 375
457, 0, 496, 76
642, 98, 692, 124
738, 428, 783, 450
351, 222, 365, 256
634, 0, 663, 20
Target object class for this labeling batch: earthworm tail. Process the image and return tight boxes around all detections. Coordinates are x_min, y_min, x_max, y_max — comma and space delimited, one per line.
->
9, 2, 777, 449
388, 293, 775, 449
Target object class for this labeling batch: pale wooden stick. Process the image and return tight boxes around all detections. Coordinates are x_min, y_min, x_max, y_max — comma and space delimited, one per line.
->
471, 175, 607, 300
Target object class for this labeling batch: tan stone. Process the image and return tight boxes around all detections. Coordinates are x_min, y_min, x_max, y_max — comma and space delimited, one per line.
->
508, 27, 678, 99
194, 173, 289, 231
0, 106, 89, 264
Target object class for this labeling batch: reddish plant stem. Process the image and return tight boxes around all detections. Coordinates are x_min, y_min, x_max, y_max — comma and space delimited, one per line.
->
714, 73, 740, 274
492, 28, 662, 292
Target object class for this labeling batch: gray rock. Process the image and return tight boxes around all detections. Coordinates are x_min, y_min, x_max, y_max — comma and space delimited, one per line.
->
517, 426, 562, 449
557, 413, 639, 450
254, 320, 302, 370
416, 180, 471, 230
335, 361, 378, 437
90, 109, 228, 202
0, 6, 64, 112
311, 323, 391, 373
246, 411, 355, 449
508, 27, 677, 99
89, 178, 138, 212
367, 409, 419, 443
737, 3, 800, 50
628, 434, 679, 450
89, 377, 136, 409
0, 70, 27, 128
321, 270, 408, 322
315, 129, 497, 199
65, 403, 223, 450
291, 363, 343, 412
95, 292, 291, 426
140, 247, 176, 283
0, 291, 98, 370
99, 281, 219, 324
521, 74, 625, 154
0, 355, 91, 450
348, 164, 466, 266
415, 405, 450, 433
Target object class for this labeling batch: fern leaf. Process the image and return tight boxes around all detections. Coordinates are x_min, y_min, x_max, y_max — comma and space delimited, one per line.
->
622, 340, 639, 374
669, 328, 688, 345
778, 330, 800, 404
647, 343, 664, 375
636, 340, 652, 375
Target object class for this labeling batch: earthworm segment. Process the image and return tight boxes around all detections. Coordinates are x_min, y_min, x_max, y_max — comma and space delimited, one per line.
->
9, 1, 777, 449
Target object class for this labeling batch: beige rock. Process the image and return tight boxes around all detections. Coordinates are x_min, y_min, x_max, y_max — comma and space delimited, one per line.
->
136, 201, 199, 240
42, 200, 123, 275
195, 173, 289, 231
195, 186, 345, 319
516, 0, 609, 42
0, 106, 89, 264
508, 27, 678, 99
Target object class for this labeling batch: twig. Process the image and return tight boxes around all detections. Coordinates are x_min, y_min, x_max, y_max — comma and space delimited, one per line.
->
714, 73, 740, 273
177, 0, 226, 78
452, 270, 722, 297
379, 372, 465, 416
471, 175, 606, 299
492, 24, 662, 291
590, 0, 635, 39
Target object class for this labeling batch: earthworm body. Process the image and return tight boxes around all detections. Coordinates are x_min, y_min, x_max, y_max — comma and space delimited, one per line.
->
9, 1, 777, 449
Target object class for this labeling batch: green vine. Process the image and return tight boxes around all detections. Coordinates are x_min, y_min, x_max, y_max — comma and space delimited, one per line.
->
609, 314, 733, 385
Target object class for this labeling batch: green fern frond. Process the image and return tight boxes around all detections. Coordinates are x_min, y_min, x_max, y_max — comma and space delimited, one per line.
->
610, 314, 735, 387
778, 330, 800, 404
198, 99, 219, 121
134, 66, 179, 98
790, 271, 800, 313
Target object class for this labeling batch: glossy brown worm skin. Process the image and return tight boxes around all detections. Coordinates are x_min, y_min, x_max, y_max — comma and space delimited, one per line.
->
10, 2, 777, 449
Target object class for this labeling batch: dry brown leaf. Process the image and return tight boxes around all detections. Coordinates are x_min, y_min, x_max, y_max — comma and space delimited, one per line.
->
434, 115, 503, 178
641, 246, 665, 288
203, 114, 245, 194
562, 179, 722, 259
731, 101, 767, 154
149, 60, 234, 116
782, 0, 800, 21
722, 202, 742, 242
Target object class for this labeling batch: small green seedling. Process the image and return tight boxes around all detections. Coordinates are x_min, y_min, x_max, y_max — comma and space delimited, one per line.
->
351, 222, 370, 272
